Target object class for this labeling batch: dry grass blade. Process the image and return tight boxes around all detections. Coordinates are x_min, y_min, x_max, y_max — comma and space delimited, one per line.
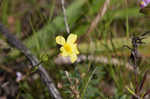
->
138, 70, 149, 92
87, 0, 110, 35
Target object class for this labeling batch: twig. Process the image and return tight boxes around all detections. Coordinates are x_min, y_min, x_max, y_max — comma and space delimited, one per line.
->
0, 23, 62, 99
87, 0, 110, 35
61, 0, 70, 34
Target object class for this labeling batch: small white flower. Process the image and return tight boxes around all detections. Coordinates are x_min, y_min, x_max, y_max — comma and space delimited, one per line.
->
16, 72, 23, 82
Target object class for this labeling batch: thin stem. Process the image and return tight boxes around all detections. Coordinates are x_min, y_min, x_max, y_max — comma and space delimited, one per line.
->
81, 67, 97, 98
125, 0, 129, 37
61, 0, 70, 34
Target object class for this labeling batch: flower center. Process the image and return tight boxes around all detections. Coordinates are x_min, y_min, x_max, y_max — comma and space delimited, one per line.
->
64, 43, 72, 53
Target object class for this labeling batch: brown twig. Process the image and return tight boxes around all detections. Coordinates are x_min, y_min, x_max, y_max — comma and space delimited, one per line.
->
87, 0, 110, 35
0, 23, 62, 99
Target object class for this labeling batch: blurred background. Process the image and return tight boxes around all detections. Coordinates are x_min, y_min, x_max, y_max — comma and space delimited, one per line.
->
0, 0, 150, 98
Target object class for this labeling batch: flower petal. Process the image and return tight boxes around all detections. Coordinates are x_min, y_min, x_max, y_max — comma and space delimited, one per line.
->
67, 34, 77, 44
140, 0, 150, 8
56, 36, 65, 45
70, 54, 77, 63
75, 48, 79, 54
60, 47, 68, 56
140, 1, 147, 8
144, 0, 150, 4
72, 44, 79, 54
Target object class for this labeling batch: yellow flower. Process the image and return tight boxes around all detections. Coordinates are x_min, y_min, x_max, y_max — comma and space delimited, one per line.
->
56, 34, 79, 63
